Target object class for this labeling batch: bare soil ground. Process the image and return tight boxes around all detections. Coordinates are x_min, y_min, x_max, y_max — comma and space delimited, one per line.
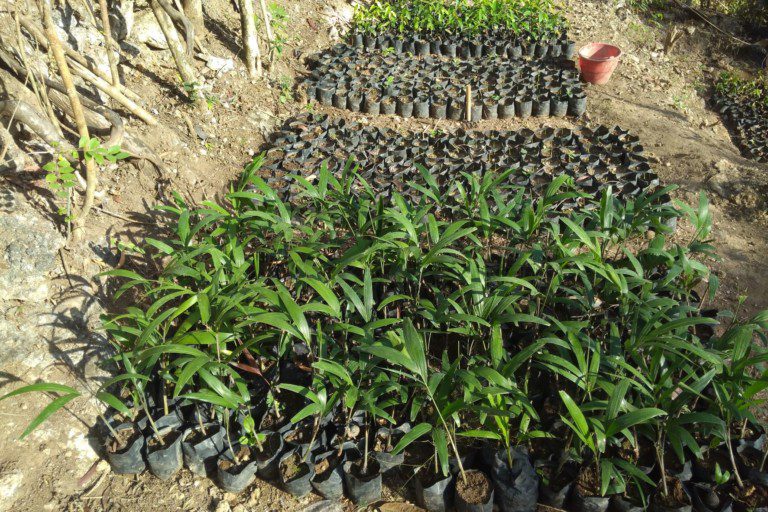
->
0, 0, 767, 511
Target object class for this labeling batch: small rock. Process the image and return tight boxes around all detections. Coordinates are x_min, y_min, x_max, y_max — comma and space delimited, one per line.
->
0, 470, 23, 504
203, 55, 235, 74
214, 500, 231, 512
302, 501, 343, 512
132, 10, 168, 50
194, 124, 209, 141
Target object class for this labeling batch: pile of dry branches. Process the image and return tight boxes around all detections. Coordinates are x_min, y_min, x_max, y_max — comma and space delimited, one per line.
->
0, 0, 277, 240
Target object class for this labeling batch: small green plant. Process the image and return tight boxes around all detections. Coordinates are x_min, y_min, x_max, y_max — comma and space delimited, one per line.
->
239, 414, 266, 450
267, 2, 288, 57
279, 76, 294, 104
716, 71, 768, 105
43, 137, 128, 219
671, 93, 689, 113
714, 463, 731, 486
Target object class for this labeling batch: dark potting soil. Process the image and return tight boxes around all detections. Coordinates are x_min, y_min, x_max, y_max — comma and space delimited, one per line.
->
281, 452, 310, 481
184, 427, 213, 446
456, 470, 492, 504
418, 469, 450, 488
732, 482, 768, 508
576, 465, 601, 497
285, 427, 311, 444
147, 429, 181, 452
541, 461, 578, 490
314, 453, 341, 481
696, 448, 733, 476
655, 477, 691, 507
255, 433, 281, 461
109, 427, 141, 454
740, 445, 765, 468
350, 458, 380, 482
374, 431, 401, 453
219, 446, 253, 472
260, 413, 283, 431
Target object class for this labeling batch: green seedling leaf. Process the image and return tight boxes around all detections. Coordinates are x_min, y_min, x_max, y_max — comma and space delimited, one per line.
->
391, 422, 432, 455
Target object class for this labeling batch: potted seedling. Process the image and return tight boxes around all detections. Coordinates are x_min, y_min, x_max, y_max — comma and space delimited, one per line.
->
361, 321, 476, 510
463, 367, 542, 512
340, 377, 399, 506
215, 413, 260, 493
277, 377, 340, 497
558, 390, 665, 512
308, 358, 366, 499
181, 407, 226, 477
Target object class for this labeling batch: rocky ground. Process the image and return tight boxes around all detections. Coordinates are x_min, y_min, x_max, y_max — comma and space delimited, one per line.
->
0, 0, 766, 511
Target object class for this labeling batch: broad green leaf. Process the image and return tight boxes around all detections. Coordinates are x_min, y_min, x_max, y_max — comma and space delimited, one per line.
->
559, 391, 589, 437
391, 423, 432, 455
403, 319, 428, 382
313, 359, 353, 387
301, 278, 341, 317
606, 408, 666, 437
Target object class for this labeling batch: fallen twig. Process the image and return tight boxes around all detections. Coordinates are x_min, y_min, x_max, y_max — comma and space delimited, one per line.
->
0, 100, 76, 153
18, 17, 144, 104
258, 0, 276, 61
94, 206, 154, 225
97, 0, 121, 88
670, 0, 754, 47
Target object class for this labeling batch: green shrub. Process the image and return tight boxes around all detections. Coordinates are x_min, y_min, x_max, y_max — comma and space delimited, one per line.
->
715, 71, 768, 104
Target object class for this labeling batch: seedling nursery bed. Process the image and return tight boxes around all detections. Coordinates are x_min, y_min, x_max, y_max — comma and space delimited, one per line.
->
305, 45, 587, 121
257, 113, 659, 206
349, 28, 576, 62
8, 1, 768, 510
350, 0, 573, 61
713, 79, 768, 163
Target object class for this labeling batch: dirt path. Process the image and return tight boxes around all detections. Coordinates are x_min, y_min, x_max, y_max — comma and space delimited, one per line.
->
0, 1, 766, 511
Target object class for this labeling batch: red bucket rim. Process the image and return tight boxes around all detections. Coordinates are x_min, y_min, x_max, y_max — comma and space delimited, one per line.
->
578, 43, 622, 62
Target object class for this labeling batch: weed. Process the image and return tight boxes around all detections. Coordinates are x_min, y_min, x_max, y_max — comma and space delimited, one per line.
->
278, 75, 294, 103
268, 2, 288, 58
43, 137, 128, 220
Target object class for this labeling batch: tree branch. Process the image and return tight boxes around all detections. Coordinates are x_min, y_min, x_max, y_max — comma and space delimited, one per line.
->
38, 0, 97, 237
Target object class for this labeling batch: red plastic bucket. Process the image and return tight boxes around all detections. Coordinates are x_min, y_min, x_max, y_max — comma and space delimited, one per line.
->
578, 43, 622, 85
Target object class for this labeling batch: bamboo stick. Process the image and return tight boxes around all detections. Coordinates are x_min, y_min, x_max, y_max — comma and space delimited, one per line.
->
98, 0, 121, 87
258, 0, 275, 58
465, 84, 472, 122
68, 60, 158, 125
18, 17, 144, 104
